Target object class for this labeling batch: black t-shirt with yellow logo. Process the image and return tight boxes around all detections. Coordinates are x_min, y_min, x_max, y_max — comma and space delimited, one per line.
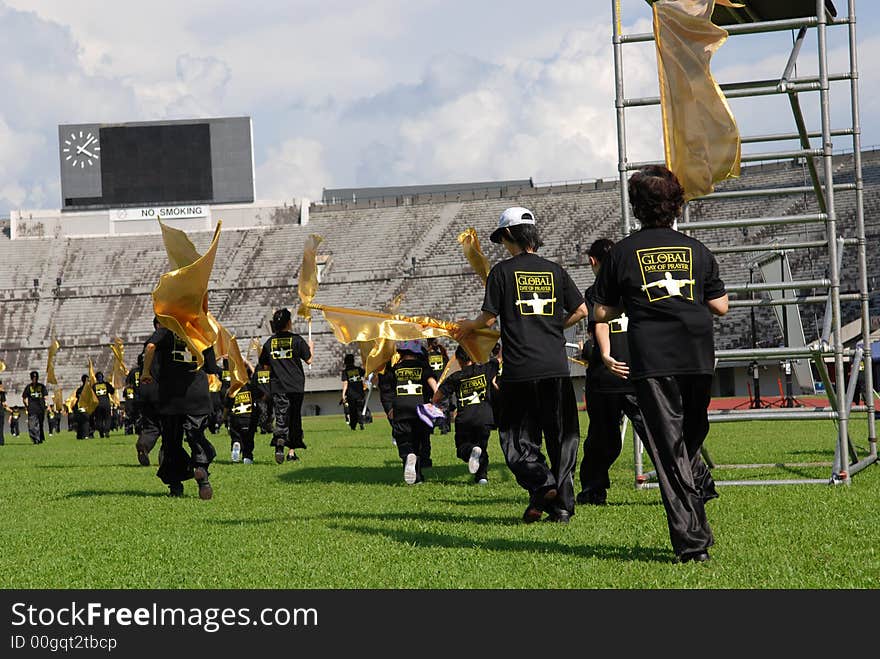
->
438, 361, 498, 429
93, 381, 115, 410
147, 327, 218, 415
584, 284, 634, 394
226, 384, 255, 424
385, 357, 435, 422
427, 350, 448, 378
482, 252, 584, 382
593, 227, 726, 379
22, 383, 48, 415
259, 331, 311, 394
341, 366, 366, 400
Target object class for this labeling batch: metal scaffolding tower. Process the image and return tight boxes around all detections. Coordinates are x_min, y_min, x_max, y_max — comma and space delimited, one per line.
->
612, 0, 876, 486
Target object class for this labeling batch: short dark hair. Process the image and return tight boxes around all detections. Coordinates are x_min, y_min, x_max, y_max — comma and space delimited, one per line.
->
343, 353, 355, 366
95, 371, 104, 382
454, 345, 471, 362
272, 308, 292, 332
29, 370, 38, 379
504, 224, 544, 251
628, 165, 685, 228
588, 238, 614, 263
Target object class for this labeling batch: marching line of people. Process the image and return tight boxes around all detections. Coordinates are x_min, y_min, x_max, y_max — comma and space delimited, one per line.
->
0, 166, 738, 562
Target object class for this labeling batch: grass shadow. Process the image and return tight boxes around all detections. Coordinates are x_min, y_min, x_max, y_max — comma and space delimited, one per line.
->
64, 489, 169, 499
330, 522, 670, 563
276, 463, 483, 486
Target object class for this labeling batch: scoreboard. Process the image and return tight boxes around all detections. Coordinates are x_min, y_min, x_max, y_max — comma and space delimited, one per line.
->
59, 117, 254, 210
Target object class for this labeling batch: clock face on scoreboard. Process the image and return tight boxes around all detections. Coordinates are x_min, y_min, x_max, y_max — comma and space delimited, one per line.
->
61, 129, 101, 169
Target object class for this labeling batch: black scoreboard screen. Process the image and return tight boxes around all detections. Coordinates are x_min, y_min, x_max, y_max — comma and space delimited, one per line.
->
98, 124, 213, 205
59, 117, 254, 209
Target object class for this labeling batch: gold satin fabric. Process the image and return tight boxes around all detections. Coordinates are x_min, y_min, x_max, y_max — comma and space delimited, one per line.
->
46, 337, 61, 385
313, 303, 499, 365
297, 234, 324, 319
151, 221, 222, 369
78, 359, 99, 415
458, 228, 491, 285
653, 0, 741, 200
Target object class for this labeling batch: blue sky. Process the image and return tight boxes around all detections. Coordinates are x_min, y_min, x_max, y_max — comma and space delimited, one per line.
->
1, 0, 877, 214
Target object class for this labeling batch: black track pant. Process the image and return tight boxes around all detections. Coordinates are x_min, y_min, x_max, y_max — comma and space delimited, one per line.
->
27, 411, 45, 444
454, 425, 490, 480
581, 389, 648, 494
392, 418, 431, 482
157, 414, 216, 486
634, 375, 716, 558
229, 417, 255, 460
346, 395, 364, 430
497, 377, 580, 515
0, 411, 5, 445
136, 403, 162, 455
273, 392, 305, 450
93, 406, 111, 437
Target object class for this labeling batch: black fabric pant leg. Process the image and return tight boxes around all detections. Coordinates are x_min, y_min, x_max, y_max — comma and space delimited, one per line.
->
230, 418, 256, 460
498, 378, 580, 512
93, 407, 109, 437
581, 390, 625, 493
183, 414, 215, 470
392, 419, 429, 481
346, 395, 363, 430
536, 377, 580, 514
27, 411, 44, 444
272, 392, 305, 449
634, 376, 714, 558
288, 392, 305, 448
0, 411, 5, 445
136, 403, 162, 454
10, 419, 19, 436
679, 375, 718, 502
156, 415, 193, 486
455, 426, 490, 479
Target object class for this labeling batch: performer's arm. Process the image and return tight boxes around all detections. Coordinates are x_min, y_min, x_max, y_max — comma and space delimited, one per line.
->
707, 294, 729, 316
593, 303, 622, 323
563, 302, 588, 329
454, 311, 496, 339
140, 343, 157, 383
596, 322, 629, 379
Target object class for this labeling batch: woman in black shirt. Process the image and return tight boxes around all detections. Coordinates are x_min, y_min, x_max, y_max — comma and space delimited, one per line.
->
593, 165, 729, 563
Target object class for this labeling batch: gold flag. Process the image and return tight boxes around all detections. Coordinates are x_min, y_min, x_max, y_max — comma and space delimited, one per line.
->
360, 338, 398, 377
207, 374, 222, 392
653, 0, 741, 200
297, 234, 324, 319
77, 358, 99, 415
457, 228, 491, 285
109, 337, 127, 405
357, 294, 406, 375
159, 219, 202, 270
64, 390, 78, 414
311, 303, 499, 365
436, 355, 461, 387
212, 320, 249, 397
53, 388, 63, 410
152, 221, 222, 369
0, 359, 5, 373
46, 337, 61, 385
246, 337, 262, 364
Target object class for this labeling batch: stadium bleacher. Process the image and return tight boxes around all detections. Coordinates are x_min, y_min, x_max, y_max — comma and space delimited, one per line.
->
1, 150, 877, 402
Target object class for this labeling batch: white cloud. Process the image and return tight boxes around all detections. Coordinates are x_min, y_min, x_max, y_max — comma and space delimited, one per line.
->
256, 137, 330, 202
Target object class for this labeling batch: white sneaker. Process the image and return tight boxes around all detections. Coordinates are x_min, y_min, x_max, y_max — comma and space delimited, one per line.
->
468, 446, 482, 474
404, 453, 417, 485
476, 478, 489, 485
231, 442, 241, 463
243, 458, 253, 464
392, 439, 397, 446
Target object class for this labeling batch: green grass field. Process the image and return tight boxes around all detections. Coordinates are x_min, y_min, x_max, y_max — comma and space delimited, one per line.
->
1, 413, 878, 589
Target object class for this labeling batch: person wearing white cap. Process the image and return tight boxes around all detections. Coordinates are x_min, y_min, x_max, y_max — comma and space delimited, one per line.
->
455, 207, 587, 523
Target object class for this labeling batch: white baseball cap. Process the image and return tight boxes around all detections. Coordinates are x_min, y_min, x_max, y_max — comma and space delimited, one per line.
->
490, 207, 537, 243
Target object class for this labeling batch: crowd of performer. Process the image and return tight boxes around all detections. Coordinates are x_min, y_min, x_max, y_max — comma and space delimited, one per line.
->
0, 166, 759, 562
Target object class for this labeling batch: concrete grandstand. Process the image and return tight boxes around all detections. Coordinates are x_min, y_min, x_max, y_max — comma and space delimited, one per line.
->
1, 150, 878, 412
